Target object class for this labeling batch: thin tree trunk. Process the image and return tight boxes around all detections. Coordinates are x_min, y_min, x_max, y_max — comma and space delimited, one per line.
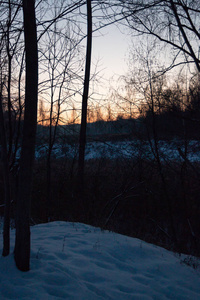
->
14, 0, 38, 271
147, 68, 177, 247
46, 74, 54, 221
7, 0, 13, 160
78, 0, 92, 187
11, 51, 25, 170
0, 82, 11, 257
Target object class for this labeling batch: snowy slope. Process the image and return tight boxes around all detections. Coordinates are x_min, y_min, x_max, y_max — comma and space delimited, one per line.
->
0, 221, 200, 299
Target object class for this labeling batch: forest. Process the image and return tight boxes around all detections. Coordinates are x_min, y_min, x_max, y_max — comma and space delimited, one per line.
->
0, 0, 200, 275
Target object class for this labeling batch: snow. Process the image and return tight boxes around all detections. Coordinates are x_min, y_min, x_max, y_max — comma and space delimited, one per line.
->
0, 221, 200, 299
33, 140, 200, 162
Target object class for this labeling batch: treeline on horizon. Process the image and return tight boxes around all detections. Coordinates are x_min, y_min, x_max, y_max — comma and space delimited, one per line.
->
35, 73, 200, 142
3, 73, 200, 145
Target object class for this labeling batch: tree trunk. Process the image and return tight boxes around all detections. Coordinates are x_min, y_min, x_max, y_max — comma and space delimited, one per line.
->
78, 0, 92, 187
0, 82, 11, 257
14, 0, 38, 272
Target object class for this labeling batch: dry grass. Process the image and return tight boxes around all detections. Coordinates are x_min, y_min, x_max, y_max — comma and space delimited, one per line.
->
28, 156, 200, 256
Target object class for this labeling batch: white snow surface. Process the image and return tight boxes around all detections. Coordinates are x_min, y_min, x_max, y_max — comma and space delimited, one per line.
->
0, 221, 200, 299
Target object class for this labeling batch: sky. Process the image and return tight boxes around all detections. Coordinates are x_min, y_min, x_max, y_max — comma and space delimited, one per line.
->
64, 21, 132, 121
92, 24, 129, 80
86, 22, 131, 119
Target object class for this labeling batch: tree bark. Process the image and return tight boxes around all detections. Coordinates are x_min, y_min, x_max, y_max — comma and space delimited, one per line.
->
14, 0, 38, 272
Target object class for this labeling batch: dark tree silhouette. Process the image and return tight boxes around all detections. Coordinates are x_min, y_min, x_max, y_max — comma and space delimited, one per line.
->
0, 81, 11, 257
78, 0, 92, 186
14, 0, 38, 271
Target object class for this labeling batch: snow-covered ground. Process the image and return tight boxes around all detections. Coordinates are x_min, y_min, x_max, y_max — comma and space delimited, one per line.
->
33, 140, 200, 162
0, 221, 200, 299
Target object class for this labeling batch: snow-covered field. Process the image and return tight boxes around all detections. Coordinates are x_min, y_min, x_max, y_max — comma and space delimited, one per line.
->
34, 140, 200, 162
0, 221, 200, 299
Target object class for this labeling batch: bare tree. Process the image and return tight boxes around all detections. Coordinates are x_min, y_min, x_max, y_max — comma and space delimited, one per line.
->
0, 78, 11, 257
115, 0, 200, 72
0, 0, 24, 258
78, 0, 92, 186
14, 0, 38, 271
37, 2, 84, 221
0, 0, 23, 160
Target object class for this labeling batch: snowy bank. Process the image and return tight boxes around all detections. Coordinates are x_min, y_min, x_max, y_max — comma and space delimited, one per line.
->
0, 221, 200, 299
